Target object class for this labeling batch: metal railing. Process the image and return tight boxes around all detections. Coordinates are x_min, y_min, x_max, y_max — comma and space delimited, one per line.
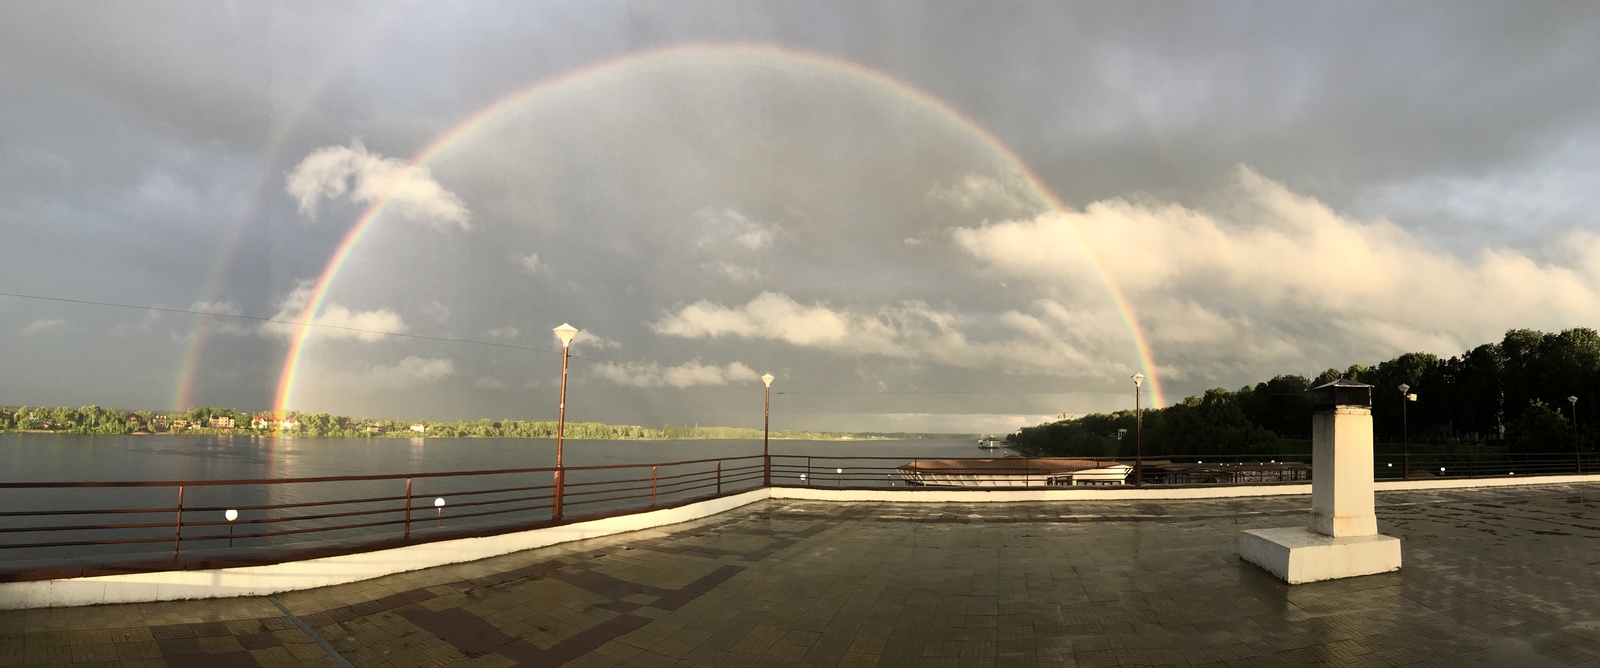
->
1, 449, 1593, 580
0, 455, 763, 579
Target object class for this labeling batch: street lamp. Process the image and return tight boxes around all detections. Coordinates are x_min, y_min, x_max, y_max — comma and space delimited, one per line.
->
1131, 373, 1145, 487
552, 323, 579, 520
762, 373, 775, 487
1570, 395, 1580, 473
1398, 384, 1410, 479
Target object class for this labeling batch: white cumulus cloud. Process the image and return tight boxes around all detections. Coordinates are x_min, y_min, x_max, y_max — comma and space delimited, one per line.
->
951, 166, 1600, 378
651, 292, 1140, 380
696, 207, 775, 251
472, 375, 510, 389
189, 300, 251, 335
362, 356, 454, 388
261, 280, 407, 342
511, 252, 546, 274
592, 359, 760, 388
286, 141, 471, 231
23, 318, 67, 334
928, 172, 1043, 214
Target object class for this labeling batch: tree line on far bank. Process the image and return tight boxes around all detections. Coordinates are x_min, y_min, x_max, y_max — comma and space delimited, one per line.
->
1012, 328, 1600, 459
0, 405, 886, 441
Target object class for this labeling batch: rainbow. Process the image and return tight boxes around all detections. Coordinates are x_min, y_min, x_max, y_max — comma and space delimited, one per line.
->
169, 7, 412, 414
273, 42, 1166, 417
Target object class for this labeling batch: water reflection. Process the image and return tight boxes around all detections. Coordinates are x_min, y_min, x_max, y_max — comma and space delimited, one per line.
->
0, 433, 992, 568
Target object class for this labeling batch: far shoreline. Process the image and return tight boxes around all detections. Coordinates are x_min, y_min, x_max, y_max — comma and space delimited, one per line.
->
0, 430, 941, 442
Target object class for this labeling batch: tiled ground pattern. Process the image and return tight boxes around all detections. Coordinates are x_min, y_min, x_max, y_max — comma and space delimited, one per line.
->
3, 483, 1600, 666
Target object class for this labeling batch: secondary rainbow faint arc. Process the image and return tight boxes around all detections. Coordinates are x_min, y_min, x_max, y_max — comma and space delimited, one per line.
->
172, 5, 413, 414
273, 42, 1166, 417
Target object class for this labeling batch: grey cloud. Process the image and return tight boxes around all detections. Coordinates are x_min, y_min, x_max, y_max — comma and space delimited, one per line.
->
4, 2, 1599, 431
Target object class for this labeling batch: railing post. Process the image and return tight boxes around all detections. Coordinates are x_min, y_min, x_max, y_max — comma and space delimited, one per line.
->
404, 477, 413, 539
716, 460, 722, 496
553, 469, 564, 521
172, 485, 184, 558
806, 457, 812, 486
651, 466, 658, 506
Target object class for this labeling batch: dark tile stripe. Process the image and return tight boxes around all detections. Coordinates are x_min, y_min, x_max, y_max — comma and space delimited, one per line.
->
396, 603, 656, 667
150, 623, 263, 667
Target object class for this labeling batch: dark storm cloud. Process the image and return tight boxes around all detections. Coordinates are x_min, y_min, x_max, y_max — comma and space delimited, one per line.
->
2, 1, 1597, 431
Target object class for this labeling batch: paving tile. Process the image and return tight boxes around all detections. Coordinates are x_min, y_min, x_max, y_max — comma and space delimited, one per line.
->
11, 484, 1600, 665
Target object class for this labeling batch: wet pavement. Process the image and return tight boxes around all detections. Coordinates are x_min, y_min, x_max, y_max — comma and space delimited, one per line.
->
4, 483, 1600, 666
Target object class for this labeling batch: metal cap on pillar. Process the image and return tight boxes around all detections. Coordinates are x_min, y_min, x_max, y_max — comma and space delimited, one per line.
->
1310, 378, 1372, 411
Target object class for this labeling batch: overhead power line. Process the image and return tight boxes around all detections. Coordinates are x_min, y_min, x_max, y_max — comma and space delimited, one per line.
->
0, 290, 748, 389
2, 290, 1160, 398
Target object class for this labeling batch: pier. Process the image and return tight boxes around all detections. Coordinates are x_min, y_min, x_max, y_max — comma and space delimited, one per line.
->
5, 479, 1600, 665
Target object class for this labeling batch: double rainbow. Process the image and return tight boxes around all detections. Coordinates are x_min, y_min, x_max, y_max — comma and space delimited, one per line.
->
271, 42, 1165, 417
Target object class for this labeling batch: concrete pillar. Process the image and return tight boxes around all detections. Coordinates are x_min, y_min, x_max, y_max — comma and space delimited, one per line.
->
1310, 406, 1378, 537
1239, 379, 1400, 584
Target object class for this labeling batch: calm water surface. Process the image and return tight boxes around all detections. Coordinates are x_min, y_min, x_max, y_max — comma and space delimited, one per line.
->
0, 433, 999, 482
0, 433, 1004, 568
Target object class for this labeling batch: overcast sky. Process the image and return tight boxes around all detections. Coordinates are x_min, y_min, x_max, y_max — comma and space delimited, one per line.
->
3, 2, 1598, 434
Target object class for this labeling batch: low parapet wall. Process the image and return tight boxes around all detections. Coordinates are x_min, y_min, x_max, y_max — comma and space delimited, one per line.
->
6, 473, 1598, 610
0, 489, 769, 610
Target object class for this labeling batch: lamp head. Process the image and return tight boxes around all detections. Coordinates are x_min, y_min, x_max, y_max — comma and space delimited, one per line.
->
1131, 373, 1145, 387
553, 323, 579, 347
761, 373, 775, 388
1570, 395, 1579, 405
1398, 383, 1409, 394
434, 497, 446, 507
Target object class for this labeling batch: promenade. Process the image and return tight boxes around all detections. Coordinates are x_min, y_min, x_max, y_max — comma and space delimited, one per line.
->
4, 483, 1600, 666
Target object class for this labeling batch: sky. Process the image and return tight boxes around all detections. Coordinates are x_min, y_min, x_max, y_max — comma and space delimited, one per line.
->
2, 1, 1599, 434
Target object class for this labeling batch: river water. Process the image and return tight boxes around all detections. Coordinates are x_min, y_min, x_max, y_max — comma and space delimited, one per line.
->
0, 433, 998, 482
0, 433, 1005, 569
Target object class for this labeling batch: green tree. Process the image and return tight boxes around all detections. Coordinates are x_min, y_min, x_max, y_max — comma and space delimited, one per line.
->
1507, 400, 1574, 455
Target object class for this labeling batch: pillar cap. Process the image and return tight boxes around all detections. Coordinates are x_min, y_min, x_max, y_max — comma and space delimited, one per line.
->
1310, 378, 1372, 410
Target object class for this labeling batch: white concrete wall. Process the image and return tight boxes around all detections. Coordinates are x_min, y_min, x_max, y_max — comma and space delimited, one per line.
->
1376, 472, 1600, 491
0, 489, 769, 611
6, 472, 1599, 610
772, 484, 1315, 502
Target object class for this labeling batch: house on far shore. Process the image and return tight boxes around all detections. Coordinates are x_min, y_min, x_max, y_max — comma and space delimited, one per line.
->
251, 416, 301, 430
209, 416, 235, 429
171, 419, 190, 430
410, 423, 426, 433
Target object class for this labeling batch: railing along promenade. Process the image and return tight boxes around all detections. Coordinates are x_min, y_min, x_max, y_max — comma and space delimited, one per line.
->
0, 450, 1592, 581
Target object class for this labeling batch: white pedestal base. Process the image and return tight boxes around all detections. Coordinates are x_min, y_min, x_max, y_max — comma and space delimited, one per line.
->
1239, 527, 1401, 584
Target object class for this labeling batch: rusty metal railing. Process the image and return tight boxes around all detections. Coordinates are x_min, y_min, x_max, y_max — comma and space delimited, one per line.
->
1, 449, 1591, 580
0, 455, 763, 580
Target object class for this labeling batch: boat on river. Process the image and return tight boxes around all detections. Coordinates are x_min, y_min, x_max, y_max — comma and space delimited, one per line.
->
977, 436, 1004, 448
897, 455, 1132, 487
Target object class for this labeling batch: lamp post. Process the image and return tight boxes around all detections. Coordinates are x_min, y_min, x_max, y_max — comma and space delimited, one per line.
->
1131, 373, 1145, 487
762, 373, 774, 487
1398, 384, 1410, 479
1570, 395, 1580, 473
552, 323, 578, 520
